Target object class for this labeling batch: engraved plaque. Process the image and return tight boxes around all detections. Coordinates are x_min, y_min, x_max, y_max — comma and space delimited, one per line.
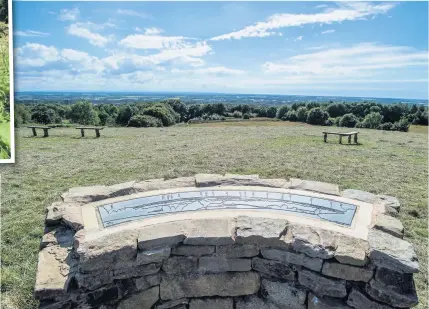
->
98, 190, 357, 228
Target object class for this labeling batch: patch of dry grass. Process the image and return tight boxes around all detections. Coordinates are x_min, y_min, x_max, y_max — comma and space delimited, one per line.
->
1, 124, 427, 308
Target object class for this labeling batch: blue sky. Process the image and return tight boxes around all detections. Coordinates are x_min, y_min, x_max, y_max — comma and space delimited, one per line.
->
12, 1, 428, 99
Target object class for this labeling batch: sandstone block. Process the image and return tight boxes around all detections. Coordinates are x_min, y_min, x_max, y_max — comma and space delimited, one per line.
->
183, 219, 235, 246
199, 257, 251, 273
261, 248, 323, 271
261, 279, 306, 309
341, 189, 377, 203
374, 214, 404, 238
172, 245, 214, 257
288, 178, 340, 195
368, 229, 419, 273
117, 286, 159, 309
252, 257, 295, 280
322, 262, 373, 282
134, 177, 195, 192
41, 227, 74, 249
298, 269, 347, 298
138, 223, 186, 250
216, 244, 259, 258
77, 230, 137, 273
283, 224, 337, 259
189, 298, 233, 309
62, 186, 112, 204
335, 237, 368, 266
160, 272, 260, 300
234, 216, 289, 248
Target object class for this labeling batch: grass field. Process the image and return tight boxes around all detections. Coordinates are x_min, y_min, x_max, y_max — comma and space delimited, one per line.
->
1, 122, 427, 309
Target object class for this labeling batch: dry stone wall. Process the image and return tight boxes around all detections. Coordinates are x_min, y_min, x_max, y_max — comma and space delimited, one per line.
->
35, 174, 419, 309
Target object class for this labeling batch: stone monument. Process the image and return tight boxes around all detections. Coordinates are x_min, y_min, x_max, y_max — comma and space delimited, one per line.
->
35, 174, 419, 309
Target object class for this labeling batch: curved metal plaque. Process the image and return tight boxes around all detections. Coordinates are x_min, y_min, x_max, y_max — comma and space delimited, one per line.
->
97, 190, 357, 228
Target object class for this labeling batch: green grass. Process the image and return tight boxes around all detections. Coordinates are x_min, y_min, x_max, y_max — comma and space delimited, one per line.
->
0, 21, 10, 159
1, 123, 427, 308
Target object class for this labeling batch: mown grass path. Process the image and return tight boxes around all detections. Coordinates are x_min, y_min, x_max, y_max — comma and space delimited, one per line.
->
1, 124, 427, 308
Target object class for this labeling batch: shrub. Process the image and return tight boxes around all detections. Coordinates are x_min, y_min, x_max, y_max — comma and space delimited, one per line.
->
233, 111, 242, 118
339, 113, 358, 128
142, 104, 178, 126
369, 106, 381, 113
296, 107, 308, 122
378, 122, 393, 131
393, 117, 410, 132
276, 105, 289, 120
306, 107, 329, 125
286, 110, 297, 121
128, 115, 162, 127
333, 117, 341, 126
360, 112, 383, 129
326, 103, 347, 118
243, 113, 251, 119
324, 118, 334, 126
266, 106, 277, 118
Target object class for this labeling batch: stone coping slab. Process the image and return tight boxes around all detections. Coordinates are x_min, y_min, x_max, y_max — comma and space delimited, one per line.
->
35, 174, 419, 309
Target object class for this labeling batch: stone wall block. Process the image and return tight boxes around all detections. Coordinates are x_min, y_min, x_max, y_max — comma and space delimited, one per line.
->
287, 178, 340, 195
252, 257, 295, 280
199, 257, 251, 273
160, 272, 260, 300
322, 262, 374, 282
368, 229, 419, 273
216, 244, 259, 258
172, 245, 215, 257
341, 189, 377, 203
261, 248, 323, 272
137, 247, 171, 265
117, 285, 159, 309
347, 289, 394, 309
373, 214, 404, 238
298, 269, 347, 298
261, 279, 307, 309
162, 256, 198, 274
189, 297, 233, 309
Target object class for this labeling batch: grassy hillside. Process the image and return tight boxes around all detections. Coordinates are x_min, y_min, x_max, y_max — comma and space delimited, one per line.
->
0, 21, 10, 159
0, 123, 427, 308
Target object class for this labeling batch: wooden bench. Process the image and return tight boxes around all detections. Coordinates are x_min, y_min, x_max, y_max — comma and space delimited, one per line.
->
27, 126, 52, 137
322, 131, 359, 144
75, 127, 104, 138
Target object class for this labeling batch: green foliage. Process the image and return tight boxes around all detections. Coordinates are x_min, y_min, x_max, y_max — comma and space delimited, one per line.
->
285, 110, 297, 121
296, 107, 308, 122
360, 112, 383, 129
339, 113, 358, 128
378, 122, 394, 131
69, 101, 100, 125
128, 115, 162, 127
0, 0, 7, 23
233, 111, 242, 118
266, 106, 277, 118
243, 113, 251, 120
393, 117, 410, 132
116, 105, 137, 125
369, 106, 381, 113
31, 105, 61, 124
326, 103, 347, 118
306, 107, 328, 125
276, 105, 289, 120
142, 103, 179, 127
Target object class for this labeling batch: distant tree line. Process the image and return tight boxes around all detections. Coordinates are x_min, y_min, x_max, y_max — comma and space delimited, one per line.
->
0, 0, 7, 24
15, 99, 428, 132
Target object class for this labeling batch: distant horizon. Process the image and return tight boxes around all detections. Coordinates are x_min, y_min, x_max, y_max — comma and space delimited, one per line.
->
14, 90, 429, 102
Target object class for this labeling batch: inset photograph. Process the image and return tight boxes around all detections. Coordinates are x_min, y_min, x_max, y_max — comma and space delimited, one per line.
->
0, 0, 12, 162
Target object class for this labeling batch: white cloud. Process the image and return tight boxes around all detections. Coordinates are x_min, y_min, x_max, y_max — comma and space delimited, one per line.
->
15, 43, 60, 67
315, 4, 329, 9
58, 8, 80, 21
262, 43, 428, 79
67, 23, 112, 47
294, 36, 303, 41
119, 34, 187, 49
144, 27, 164, 35
14, 30, 50, 37
61, 49, 105, 72
172, 66, 246, 75
321, 29, 335, 34
117, 9, 150, 19
210, 2, 395, 41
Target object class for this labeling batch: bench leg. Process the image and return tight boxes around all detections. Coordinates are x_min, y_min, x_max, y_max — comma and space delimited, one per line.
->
43, 129, 49, 137
31, 128, 37, 136
348, 135, 351, 144
324, 133, 327, 143
95, 129, 100, 138
339, 136, 342, 144
354, 134, 358, 144
81, 129, 85, 138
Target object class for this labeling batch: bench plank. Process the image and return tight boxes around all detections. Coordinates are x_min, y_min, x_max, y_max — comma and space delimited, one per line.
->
323, 131, 359, 144
27, 126, 52, 137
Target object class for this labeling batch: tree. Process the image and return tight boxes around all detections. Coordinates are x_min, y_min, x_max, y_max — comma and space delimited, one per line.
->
116, 105, 136, 125
266, 107, 277, 118
69, 101, 99, 125
128, 115, 162, 127
31, 105, 60, 124
326, 103, 346, 118
296, 107, 308, 122
339, 113, 358, 128
276, 106, 289, 120
306, 107, 329, 125
360, 112, 383, 129
0, 0, 8, 23
286, 110, 297, 121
